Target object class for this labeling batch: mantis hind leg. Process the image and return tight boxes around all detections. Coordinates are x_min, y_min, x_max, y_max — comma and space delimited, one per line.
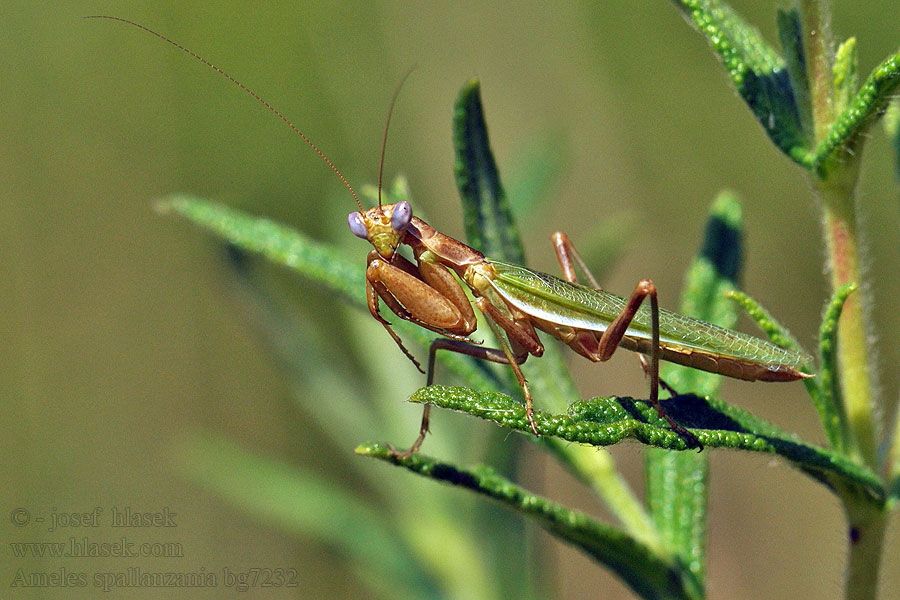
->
550, 232, 700, 450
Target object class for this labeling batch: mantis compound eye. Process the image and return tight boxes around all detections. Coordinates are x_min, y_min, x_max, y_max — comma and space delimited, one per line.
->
348, 212, 368, 239
391, 201, 412, 232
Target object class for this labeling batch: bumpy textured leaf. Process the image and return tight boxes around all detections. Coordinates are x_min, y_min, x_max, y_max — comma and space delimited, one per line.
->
833, 38, 859, 117
671, 0, 808, 163
409, 386, 884, 502
450, 80, 657, 552
454, 79, 524, 264
357, 443, 702, 600
817, 283, 858, 455
776, 8, 813, 146
646, 191, 744, 585
672, 1, 900, 176
811, 49, 900, 175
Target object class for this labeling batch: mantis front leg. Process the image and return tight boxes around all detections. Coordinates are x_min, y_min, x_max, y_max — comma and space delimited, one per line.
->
366, 251, 542, 456
366, 250, 478, 372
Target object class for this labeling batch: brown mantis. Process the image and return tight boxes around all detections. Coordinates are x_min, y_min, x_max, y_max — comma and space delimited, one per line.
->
92, 16, 814, 456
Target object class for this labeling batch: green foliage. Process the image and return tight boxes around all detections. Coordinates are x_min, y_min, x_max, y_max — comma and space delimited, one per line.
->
670, 3, 897, 598
671, 0, 808, 162
672, 0, 900, 177
357, 442, 702, 600
177, 433, 437, 599
406, 387, 882, 501
454, 79, 524, 265
162, 3, 897, 599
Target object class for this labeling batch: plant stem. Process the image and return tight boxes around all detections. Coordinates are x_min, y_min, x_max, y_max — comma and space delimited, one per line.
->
818, 183, 877, 468
557, 443, 664, 555
843, 499, 886, 600
801, 0, 878, 469
801, 0, 834, 140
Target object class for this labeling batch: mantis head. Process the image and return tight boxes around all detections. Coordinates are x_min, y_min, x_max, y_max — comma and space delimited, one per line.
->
348, 201, 412, 259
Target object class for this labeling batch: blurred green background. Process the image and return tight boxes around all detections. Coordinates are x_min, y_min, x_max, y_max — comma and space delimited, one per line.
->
3, 1, 899, 598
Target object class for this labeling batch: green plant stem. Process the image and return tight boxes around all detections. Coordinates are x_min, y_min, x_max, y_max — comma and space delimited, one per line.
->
891, 399, 900, 502
799, 0, 877, 470
548, 442, 665, 555
819, 184, 877, 468
843, 500, 887, 600
801, 0, 834, 141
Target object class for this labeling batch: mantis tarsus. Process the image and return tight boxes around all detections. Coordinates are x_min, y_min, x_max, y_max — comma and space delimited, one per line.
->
93, 16, 814, 456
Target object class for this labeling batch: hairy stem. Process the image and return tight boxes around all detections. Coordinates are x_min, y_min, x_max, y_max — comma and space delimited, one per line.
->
844, 500, 886, 600
818, 184, 877, 468
801, 0, 834, 141
799, 0, 877, 469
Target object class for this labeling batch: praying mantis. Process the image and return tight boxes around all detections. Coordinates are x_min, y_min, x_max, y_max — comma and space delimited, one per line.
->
91, 16, 814, 456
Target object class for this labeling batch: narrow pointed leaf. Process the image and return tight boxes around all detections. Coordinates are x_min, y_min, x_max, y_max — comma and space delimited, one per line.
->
818, 282, 858, 457
725, 288, 823, 424
647, 191, 743, 585
811, 50, 900, 175
357, 443, 702, 600
776, 8, 813, 146
409, 386, 884, 502
158, 194, 361, 298
833, 38, 859, 117
453, 78, 524, 264
724, 291, 807, 357
671, 0, 808, 163
451, 81, 653, 541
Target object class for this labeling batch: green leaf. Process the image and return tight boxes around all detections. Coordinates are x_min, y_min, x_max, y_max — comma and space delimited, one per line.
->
451, 80, 656, 547
175, 433, 436, 599
647, 191, 743, 585
453, 78, 524, 264
357, 443, 703, 600
726, 290, 828, 432
409, 386, 885, 503
776, 7, 813, 146
159, 194, 504, 395
817, 282, 858, 457
811, 49, 900, 175
158, 194, 362, 299
833, 37, 859, 117
671, 0, 809, 163
724, 291, 807, 358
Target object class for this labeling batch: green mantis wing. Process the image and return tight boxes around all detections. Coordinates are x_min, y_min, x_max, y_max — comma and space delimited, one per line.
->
486, 260, 812, 373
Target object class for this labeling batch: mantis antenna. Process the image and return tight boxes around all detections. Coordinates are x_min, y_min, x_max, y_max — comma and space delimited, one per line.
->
85, 15, 364, 212
376, 66, 415, 207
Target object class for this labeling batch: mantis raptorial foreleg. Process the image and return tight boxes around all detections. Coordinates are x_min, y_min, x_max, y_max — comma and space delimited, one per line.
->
370, 253, 544, 457
550, 232, 700, 449
366, 250, 480, 373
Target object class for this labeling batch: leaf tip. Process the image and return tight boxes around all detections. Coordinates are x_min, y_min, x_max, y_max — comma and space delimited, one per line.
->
153, 197, 175, 215
354, 442, 383, 457
709, 189, 743, 228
